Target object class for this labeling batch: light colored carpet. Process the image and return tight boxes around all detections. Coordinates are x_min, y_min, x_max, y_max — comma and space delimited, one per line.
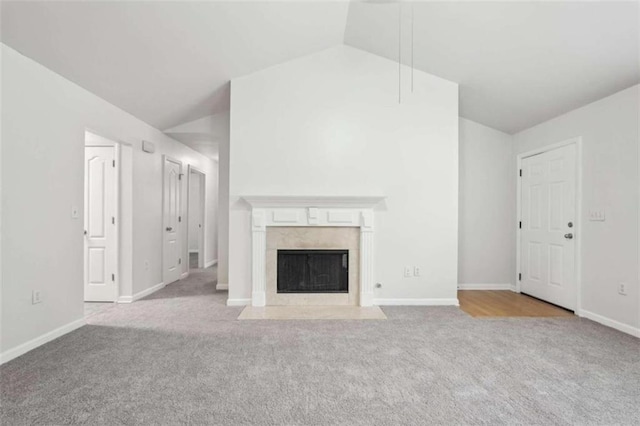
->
84, 302, 115, 318
1, 266, 639, 425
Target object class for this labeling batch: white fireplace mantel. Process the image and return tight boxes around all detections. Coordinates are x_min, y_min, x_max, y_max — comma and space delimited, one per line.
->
242, 195, 386, 209
241, 195, 386, 307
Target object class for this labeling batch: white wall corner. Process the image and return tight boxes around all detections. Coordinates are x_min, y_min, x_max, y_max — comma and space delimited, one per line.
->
0, 318, 86, 365
132, 282, 165, 302
578, 309, 640, 338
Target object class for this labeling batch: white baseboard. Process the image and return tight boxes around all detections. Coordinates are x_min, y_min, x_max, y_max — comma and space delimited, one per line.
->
117, 295, 133, 303
457, 283, 514, 291
0, 317, 86, 365
205, 259, 218, 268
373, 298, 460, 306
227, 298, 251, 306
128, 281, 165, 302
181, 272, 189, 280
216, 282, 229, 291
579, 309, 640, 338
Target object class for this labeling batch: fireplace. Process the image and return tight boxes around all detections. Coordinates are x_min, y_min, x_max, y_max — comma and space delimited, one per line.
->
277, 250, 349, 293
241, 195, 386, 307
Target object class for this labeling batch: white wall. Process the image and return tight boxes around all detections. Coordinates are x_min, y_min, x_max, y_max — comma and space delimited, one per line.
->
188, 172, 202, 252
218, 135, 229, 286
458, 118, 515, 287
207, 161, 219, 266
514, 85, 639, 331
210, 161, 220, 266
229, 45, 459, 303
0, 44, 217, 360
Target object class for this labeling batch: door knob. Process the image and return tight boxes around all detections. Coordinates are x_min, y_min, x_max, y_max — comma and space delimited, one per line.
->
564, 233, 573, 239
166, 227, 173, 231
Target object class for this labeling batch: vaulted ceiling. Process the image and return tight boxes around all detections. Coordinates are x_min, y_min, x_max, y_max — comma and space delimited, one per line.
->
345, 1, 640, 133
1, 1, 638, 136
0, 1, 349, 131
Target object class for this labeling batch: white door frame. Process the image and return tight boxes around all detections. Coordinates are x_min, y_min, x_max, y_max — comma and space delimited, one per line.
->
162, 155, 183, 285
84, 144, 118, 302
186, 165, 206, 272
516, 137, 583, 315
84, 129, 133, 303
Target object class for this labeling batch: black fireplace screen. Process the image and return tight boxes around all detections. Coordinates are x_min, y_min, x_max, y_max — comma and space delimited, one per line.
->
277, 250, 348, 293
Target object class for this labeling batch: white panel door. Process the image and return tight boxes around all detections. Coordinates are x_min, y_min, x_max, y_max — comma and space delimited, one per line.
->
521, 144, 576, 310
163, 157, 182, 284
84, 146, 117, 302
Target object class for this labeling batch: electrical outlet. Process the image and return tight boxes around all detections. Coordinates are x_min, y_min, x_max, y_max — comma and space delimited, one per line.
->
71, 206, 79, 219
414, 266, 421, 277
32, 290, 42, 304
618, 283, 627, 296
404, 266, 413, 278
144, 260, 150, 271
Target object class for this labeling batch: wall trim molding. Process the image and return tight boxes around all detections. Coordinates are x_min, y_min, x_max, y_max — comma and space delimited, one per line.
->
205, 259, 218, 268
0, 317, 86, 365
216, 282, 229, 291
579, 309, 640, 338
189, 249, 200, 254
457, 283, 514, 291
374, 298, 459, 306
227, 298, 251, 306
117, 281, 166, 303
180, 272, 189, 280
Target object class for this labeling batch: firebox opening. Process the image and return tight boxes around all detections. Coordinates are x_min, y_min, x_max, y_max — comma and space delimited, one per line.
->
277, 249, 349, 293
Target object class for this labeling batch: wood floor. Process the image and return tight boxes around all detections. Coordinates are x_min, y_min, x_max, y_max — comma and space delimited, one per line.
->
458, 290, 574, 318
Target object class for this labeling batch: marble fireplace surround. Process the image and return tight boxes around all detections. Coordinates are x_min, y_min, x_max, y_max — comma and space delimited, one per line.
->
241, 196, 386, 307
266, 227, 359, 306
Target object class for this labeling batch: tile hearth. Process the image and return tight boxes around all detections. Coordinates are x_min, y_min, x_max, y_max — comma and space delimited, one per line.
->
237, 305, 387, 320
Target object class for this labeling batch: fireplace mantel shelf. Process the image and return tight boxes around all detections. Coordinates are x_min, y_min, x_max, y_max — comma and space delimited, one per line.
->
241, 195, 386, 209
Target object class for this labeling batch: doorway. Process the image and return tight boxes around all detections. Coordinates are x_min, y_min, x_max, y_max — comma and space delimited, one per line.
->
517, 139, 581, 311
163, 155, 183, 285
187, 166, 206, 271
84, 137, 118, 302
84, 131, 133, 307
